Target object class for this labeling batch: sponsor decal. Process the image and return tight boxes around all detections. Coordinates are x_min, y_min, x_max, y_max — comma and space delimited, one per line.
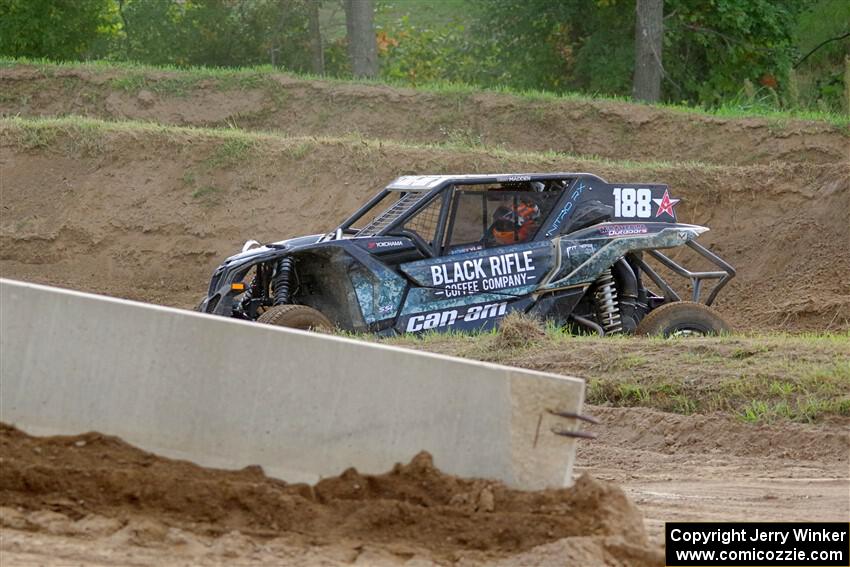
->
565, 243, 595, 257
405, 302, 508, 332
389, 176, 445, 189
430, 250, 536, 298
367, 240, 406, 249
545, 181, 588, 236
497, 175, 531, 182
598, 224, 648, 236
653, 189, 680, 218
448, 244, 484, 255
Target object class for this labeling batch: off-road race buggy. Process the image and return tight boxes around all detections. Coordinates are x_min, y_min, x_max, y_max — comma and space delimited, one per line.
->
197, 173, 736, 337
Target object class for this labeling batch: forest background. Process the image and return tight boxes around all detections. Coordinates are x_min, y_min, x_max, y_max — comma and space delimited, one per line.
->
1, 0, 848, 116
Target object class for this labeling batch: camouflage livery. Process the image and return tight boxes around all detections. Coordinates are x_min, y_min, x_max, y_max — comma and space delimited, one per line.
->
198, 173, 734, 336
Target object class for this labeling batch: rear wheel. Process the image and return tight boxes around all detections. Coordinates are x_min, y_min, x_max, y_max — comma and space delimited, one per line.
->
257, 304, 333, 331
635, 301, 731, 337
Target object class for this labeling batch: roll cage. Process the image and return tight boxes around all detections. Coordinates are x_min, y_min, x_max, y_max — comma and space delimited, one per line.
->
334, 173, 596, 257
332, 172, 734, 306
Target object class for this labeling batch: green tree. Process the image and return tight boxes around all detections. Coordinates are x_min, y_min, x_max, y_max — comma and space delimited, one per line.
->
663, 0, 805, 106
113, 0, 316, 70
116, 0, 185, 65
467, 0, 806, 106
792, 0, 849, 112
377, 17, 483, 85
0, 0, 116, 60
466, 0, 634, 93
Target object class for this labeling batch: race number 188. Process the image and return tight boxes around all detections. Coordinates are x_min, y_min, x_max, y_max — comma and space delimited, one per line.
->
613, 187, 652, 218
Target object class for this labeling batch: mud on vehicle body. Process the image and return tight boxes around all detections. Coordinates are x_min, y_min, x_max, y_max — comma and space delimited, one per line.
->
198, 173, 735, 336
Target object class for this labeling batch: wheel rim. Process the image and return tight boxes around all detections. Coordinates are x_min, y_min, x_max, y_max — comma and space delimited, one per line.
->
668, 325, 711, 338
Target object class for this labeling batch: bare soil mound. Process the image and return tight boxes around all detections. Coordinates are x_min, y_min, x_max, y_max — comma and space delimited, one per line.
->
0, 423, 662, 565
2, 64, 847, 166
1, 119, 847, 330
584, 406, 850, 463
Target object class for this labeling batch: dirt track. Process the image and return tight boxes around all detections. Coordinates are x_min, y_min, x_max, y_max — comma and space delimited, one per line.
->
1, 62, 849, 565
579, 407, 849, 543
1, 121, 848, 331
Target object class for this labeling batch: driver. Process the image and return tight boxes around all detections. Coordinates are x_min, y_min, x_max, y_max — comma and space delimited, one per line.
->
491, 198, 541, 245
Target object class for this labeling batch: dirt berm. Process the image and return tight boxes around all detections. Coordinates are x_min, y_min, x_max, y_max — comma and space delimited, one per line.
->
1, 63, 848, 166
1, 118, 848, 330
0, 423, 663, 566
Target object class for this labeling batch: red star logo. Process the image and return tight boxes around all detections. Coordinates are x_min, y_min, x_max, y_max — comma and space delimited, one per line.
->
653, 190, 680, 218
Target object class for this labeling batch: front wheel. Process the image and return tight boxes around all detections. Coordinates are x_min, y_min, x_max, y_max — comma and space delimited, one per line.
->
257, 304, 334, 332
635, 301, 731, 337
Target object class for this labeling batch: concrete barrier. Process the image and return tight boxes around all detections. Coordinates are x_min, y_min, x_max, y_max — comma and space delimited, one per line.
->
0, 278, 586, 489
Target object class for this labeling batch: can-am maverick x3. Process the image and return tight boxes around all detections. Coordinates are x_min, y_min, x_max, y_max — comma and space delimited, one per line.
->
197, 173, 735, 337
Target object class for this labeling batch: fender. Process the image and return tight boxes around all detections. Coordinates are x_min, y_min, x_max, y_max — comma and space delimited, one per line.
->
541, 223, 708, 292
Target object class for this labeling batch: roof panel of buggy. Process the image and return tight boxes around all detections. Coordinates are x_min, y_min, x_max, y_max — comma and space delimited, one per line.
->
386, 173, 607, 191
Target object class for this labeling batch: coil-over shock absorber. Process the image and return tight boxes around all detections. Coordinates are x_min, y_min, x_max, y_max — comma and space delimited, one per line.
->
594, 268, 623, 334
240, 263, 265, 306
272, 256, 295, 305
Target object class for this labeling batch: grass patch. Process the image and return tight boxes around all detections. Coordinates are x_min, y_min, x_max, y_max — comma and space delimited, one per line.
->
110, 74, 202, 97
204, 138, 256, 169
439, 126, 484, 148
284, 141, 312, 160
215, 72, 276, 91
1, 114, 745, 173
4, 57, 848, 128
7, 118, 104, 155
617, 383, 650, 404
109, 69, 281, 97
190, 185, 223, 204
740, 400, 771, 423
384, 331, 850, 424
613, 354, 648, 370
0, 91, 25, 104
12, 121, 58, 149
493, 312, 545, 349
64, 121, 106, 156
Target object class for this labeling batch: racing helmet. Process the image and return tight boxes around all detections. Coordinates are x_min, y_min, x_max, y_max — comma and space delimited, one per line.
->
491, 200, 540, 244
